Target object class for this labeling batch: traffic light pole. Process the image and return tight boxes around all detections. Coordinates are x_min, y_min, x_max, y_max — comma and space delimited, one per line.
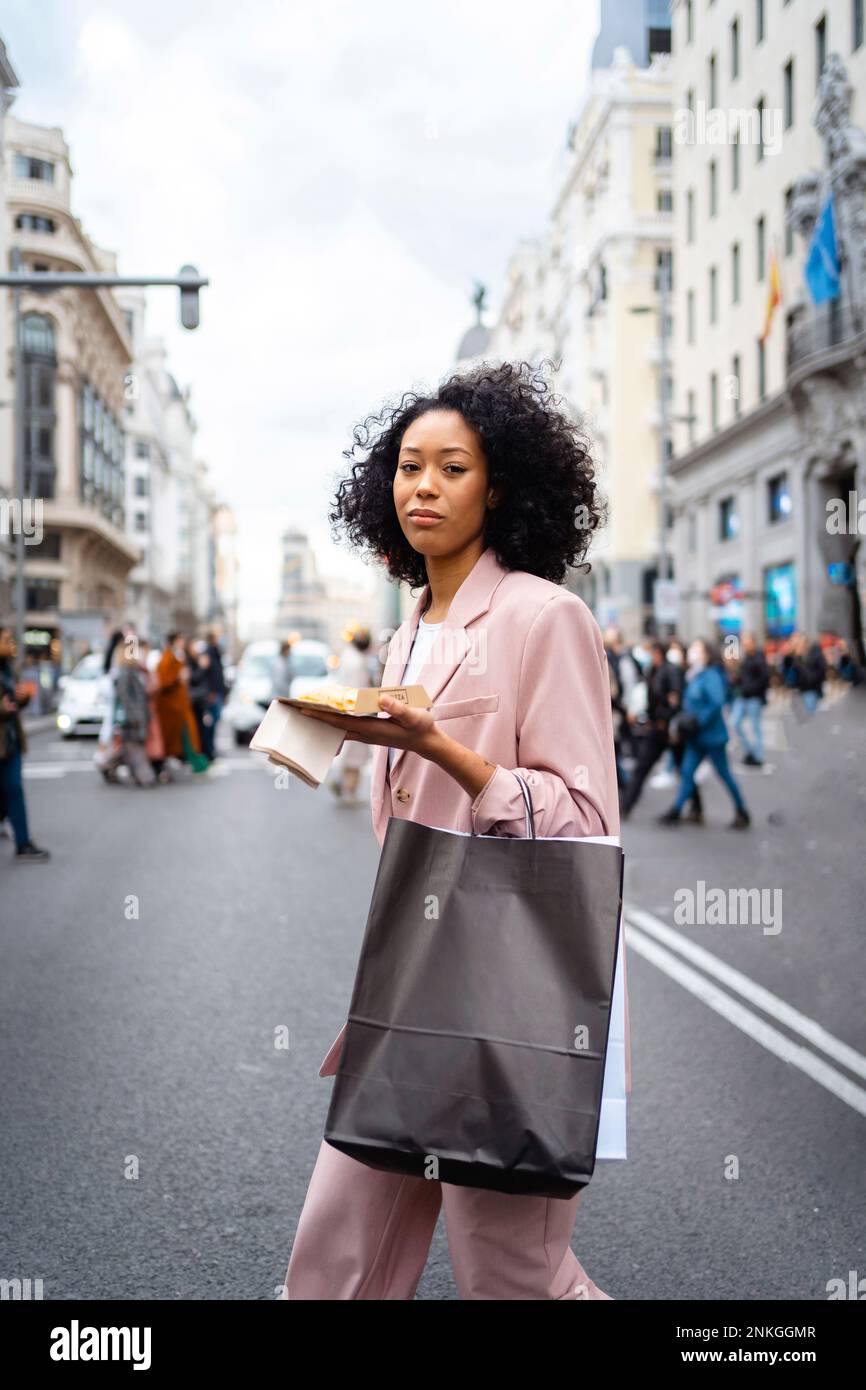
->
0, 261, 208, 661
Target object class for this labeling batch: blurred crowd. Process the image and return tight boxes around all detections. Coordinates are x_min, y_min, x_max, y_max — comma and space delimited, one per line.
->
94, 629, 228, 787
605, 627, 863, 830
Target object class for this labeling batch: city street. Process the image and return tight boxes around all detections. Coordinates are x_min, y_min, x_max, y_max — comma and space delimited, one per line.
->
2, 689, 864, 1301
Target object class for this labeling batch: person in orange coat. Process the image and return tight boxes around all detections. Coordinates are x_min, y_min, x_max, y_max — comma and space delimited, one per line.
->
154, 632, 206, 768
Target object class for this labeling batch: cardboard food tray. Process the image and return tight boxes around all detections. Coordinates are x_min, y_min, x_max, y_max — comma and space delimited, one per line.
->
281, 684, 432, 715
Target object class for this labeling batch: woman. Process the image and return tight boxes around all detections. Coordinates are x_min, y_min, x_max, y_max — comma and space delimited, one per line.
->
0, 625, 50, 860
94, 629, 124, 771
278, 360, 628, 1301
154, 633, 209, 773
659, 638, 750, 829
99, 644, 156, 787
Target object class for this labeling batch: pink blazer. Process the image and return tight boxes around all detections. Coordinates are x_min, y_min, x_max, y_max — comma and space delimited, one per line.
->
318, 543, 632, 1093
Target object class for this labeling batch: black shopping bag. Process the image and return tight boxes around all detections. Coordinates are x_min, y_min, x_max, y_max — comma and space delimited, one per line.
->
324, 772, 624, 1199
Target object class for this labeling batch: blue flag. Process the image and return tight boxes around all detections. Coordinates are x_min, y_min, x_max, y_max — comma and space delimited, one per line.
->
804, 194, 840, 304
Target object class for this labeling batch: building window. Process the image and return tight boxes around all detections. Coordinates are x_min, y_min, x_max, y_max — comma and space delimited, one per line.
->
687, 188, 695, 241
731, 130, 740, 191
655, 248, 673, 291
28, 530, 62, 559
732, 241, 741, 303
709, 159, 717, 216
80, 381, 125, 527
687, 289, 695, 344
719, 496, 738, 541
784, 186, 795, 255
815, 16, 827, 88
134, 439, 150, 459
855, 0, 864, 52
710, 372, 719, 431
757, 336, 767, 400
768, 472, 792, 523
756, 215, 766, 280
655, 126, 672, 161
25, 579, 60, 611
687, 389, 696, 445
756, 97, 765, 160
15, 213, 56, 234
134, 511, 148, 533
784, 59, 795, 128
731, 17, 740, 78
657, 188, 673, 212
14, 153, 55, 182
709, 52, 717, 108
686, 0, 693, 44
134, 474, 149, 497
756, 0, 765, 45
22, 313, 57, 499
731, 355, 742, 418
687, 509, 697, 552
709, 265, 718, 323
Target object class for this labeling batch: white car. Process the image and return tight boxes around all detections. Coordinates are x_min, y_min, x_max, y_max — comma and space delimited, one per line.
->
56, 652, 109, 737
225, 639, 336, 745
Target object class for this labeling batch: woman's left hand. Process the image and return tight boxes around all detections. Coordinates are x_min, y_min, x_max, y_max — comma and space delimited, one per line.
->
296, 692, 440, 757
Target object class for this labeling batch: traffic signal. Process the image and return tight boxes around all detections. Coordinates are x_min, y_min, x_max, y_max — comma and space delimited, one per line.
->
179, 264, 201, 329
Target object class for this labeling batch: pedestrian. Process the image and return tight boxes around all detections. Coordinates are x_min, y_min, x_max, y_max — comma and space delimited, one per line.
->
99, 642, 156, 787
94, 629, 124, 771
659, 637, 750, 829
278, 358, 626, 1301
154, 633, 209, 773
835, 638, 864, 687
135, 640, 167, 775
327, 627, 373, 806
730, 632, 770, 766
185, 639, 212, 754
203, 630, 227, 759
619, 640, 683, 818
271, 638, 296, 699
0, 625, 51, 861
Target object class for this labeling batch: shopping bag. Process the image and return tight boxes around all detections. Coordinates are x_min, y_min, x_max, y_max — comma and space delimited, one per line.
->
324, 772, 625, 1199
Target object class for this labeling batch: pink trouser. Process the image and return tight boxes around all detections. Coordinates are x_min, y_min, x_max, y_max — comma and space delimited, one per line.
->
280, 1138, 597, 1300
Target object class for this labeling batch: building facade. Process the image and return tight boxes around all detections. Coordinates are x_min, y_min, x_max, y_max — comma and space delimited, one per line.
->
0, 115, 141, 667
488, 1, 674, 638
668, 0, 866, 652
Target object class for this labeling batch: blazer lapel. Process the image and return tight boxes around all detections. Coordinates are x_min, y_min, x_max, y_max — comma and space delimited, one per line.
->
382, 545, 510, 789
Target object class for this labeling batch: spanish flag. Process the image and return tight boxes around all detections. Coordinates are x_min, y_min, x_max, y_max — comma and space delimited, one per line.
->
760, 242, 782, 343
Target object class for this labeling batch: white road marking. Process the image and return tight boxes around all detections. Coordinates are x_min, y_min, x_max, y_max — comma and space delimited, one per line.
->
624, 909, 866, 1114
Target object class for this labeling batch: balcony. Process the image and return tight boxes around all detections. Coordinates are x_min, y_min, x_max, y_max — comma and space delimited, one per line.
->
786, 300, 866, 376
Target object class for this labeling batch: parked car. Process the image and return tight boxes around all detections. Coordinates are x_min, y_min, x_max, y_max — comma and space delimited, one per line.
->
56, 652, 109, 738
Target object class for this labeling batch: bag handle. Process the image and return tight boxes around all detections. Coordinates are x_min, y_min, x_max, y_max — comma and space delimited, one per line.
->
472, 768, 536, 839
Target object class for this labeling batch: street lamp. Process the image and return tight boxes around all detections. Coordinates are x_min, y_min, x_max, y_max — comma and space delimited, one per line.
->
0, 256, 209, 659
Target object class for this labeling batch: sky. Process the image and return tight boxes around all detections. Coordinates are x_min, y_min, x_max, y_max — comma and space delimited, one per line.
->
3, 0, 600, 635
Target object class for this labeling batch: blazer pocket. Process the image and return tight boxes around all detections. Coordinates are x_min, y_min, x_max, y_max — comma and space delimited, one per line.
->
431, 693, 500, 720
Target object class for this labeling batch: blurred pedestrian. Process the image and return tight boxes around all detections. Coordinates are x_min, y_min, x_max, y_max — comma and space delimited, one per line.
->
203, 630, 228, 759
0, 625, 51, 861
154, 633, 209, 773
271, 638, 296, 699
99, 642, 156, 787
94, 629, 124, 771
659, 637, 750, 829
620, 641, 683, 819
730, 632, 770, 766
782, 633, 827, 714
327, 628, 373, 806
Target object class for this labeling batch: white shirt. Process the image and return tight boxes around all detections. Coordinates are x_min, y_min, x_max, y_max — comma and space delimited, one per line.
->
387, 615, 443, 773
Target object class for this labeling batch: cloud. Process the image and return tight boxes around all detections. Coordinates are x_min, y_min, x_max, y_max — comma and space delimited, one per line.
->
3, 0, 598, 635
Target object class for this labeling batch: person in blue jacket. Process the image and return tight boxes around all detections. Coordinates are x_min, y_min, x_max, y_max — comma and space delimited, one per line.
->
659, 637, 750, 829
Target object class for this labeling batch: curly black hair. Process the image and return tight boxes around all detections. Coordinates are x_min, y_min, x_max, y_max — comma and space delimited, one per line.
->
329, 359, 606, 590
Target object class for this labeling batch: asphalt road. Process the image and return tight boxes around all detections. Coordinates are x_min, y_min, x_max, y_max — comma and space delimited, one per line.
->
1, 689, 864, 1300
